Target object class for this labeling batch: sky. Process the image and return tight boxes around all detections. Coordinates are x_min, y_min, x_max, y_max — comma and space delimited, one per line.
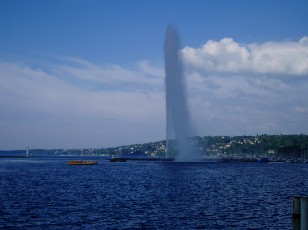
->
0, 0, 307, 150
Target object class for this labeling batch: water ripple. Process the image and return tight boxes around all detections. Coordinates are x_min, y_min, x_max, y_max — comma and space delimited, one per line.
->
1, 159, 307, 229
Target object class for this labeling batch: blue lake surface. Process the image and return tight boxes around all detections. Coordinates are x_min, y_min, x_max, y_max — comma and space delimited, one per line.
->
1, 157, 307, 229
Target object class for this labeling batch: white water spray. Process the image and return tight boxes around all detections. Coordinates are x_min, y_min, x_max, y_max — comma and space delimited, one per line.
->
164, 26, 199, 161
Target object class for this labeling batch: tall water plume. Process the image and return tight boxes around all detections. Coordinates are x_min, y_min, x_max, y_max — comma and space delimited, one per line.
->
164, 26, 198, 161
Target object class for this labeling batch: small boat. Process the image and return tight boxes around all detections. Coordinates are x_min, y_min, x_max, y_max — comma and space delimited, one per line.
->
68, 160, 97, 165
109, 157, 126, 162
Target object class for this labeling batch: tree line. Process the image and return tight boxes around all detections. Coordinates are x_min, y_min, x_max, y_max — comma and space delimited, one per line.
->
14, 134, 308, 158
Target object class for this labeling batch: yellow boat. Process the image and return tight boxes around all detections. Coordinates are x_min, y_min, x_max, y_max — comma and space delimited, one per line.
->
68, 160, 97, 165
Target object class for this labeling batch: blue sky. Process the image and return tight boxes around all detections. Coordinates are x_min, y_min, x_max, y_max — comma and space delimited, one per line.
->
0, 0, 308, 150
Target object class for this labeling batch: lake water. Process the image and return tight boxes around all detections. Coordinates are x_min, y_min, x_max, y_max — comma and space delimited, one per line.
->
1, 157, 307, 229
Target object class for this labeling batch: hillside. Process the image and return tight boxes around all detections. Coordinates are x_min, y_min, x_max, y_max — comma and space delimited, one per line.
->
14, 134, 307, 160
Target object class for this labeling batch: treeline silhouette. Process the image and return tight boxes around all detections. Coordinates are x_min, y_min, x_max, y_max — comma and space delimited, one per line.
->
7, 134, 307, 158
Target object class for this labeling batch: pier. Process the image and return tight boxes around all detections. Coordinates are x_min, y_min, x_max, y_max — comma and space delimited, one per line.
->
293, 195, 308, 230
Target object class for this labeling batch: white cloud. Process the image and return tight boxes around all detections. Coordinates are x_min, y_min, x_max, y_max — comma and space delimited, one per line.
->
1, 36, 308, 149
52, 57, 163, 92
182, 36, 308, 76
181, 37, 308, 136
0, 59, 165, 149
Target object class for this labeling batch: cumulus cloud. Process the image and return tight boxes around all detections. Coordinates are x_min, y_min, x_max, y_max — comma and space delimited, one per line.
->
181, 37, 308, 136
182, 37, 308, 76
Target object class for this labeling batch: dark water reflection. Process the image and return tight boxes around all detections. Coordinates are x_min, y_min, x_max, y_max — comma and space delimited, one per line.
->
1, 158, 307, 229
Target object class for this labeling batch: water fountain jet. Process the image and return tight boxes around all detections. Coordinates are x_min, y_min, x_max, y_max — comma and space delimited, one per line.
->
164, 25, 199, 162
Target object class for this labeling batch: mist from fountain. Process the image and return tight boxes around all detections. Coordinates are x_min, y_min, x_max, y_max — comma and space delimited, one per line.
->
164, 25, 199, 162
